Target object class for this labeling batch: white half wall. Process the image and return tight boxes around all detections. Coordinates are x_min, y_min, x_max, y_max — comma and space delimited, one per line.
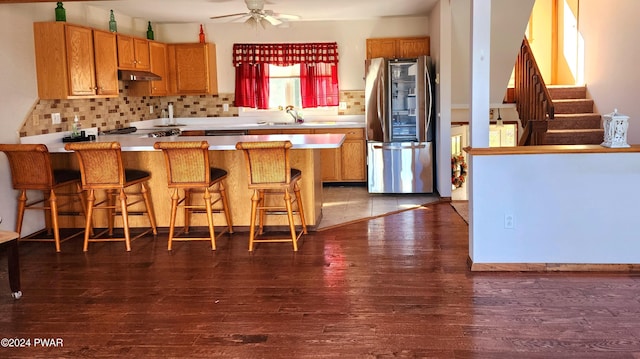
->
470, 151, 640, 264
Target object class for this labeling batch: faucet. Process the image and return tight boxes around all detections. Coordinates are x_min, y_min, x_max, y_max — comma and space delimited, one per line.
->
286, 105, 304, 123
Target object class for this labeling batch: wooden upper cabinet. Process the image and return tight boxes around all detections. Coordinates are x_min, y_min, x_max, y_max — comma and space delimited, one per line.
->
168, 43, 218, 95
92, 29, 119, 97
65, 25, 96, 96
398, 37, 431, 58
33, 22, 118, 99
117, 35, 150, 70
366, 37, 430, 59
128, 41, 169, 97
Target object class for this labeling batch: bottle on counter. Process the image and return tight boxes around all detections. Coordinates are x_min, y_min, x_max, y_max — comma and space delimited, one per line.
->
168, 103, 174, 125
71, 115, 81, 137
55, 2, 66, 22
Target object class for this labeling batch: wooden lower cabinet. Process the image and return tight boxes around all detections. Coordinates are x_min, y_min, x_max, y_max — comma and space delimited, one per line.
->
249, 127, 366, 183
313, 128, 366, 183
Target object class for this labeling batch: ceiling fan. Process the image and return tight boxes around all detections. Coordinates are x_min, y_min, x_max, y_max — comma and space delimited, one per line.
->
210, 0, 300, 27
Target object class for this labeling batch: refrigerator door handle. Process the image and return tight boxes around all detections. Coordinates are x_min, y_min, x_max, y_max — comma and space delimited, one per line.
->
373, 144, 427, 150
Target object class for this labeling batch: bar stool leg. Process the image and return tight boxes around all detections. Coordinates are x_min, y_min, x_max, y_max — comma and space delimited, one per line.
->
7, 238, 21, 299
107, 189, 116, 236
118, 189, 132, 252
15, 190, 27, 239
284, 190, 298, 252
48, 190, 62, 252
140, 183, 157, 235
219, 182, 234, 233
258, 190, 266, 235
294, 182, 307, 234
249, 190, 260, 252
83, 190, 96, 252
204, 188, 216, 250
184, 189, 192, 234
168, 188, 179, 251
76, 183, 93, 236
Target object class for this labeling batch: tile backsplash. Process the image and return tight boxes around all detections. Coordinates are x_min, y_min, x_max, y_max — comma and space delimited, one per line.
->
20, 84, 365, 137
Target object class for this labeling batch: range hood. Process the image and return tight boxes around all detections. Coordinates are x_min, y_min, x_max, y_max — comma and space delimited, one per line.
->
118, 69, 161, 81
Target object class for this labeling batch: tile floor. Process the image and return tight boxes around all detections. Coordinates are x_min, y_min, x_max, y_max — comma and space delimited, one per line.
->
317, 184, 441, 230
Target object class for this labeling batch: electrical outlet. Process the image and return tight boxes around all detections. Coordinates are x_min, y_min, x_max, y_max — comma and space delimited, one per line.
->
149, 105, 154, 114
223, 103, 229, 112
504, 214, 515, 229
51, 113, 61, 125
32, 113, 39, 126
339, 102, 347, 110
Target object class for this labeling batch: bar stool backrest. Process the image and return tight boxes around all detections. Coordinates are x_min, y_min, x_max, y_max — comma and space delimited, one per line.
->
153, 141, 210, 188
0, 144, 55, 190
64, 142, 125, 189
235, 141, 292, 189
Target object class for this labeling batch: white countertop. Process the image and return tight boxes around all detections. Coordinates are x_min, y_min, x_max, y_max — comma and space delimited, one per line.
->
21, 116, 359, 152
33, 132, 345, 153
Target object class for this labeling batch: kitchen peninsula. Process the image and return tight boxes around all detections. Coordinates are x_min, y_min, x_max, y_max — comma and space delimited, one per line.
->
22, 119, 353, 230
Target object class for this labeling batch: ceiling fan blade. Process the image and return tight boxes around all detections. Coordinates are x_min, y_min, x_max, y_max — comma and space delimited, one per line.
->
210, 12, 249, 20
270, 12, 300, 21
263, 14, 282, 26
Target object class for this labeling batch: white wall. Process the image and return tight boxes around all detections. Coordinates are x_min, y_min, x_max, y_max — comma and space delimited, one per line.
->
580, 0, 640, 144
451, 0, 535, 108
471, 151, 640, 264
157, 18, 430, 93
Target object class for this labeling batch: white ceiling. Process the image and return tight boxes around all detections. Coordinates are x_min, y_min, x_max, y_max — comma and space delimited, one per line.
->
82, 0, 438, 24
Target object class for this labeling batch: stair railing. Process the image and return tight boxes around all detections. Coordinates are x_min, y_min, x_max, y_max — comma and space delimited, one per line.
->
515, 37, 554, 146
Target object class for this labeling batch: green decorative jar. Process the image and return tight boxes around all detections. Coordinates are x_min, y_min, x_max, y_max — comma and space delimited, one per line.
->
55, 2, 66, 22
109, 10, 117, 32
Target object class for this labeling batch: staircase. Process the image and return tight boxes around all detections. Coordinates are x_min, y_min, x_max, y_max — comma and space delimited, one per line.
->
540, 85, 604, 145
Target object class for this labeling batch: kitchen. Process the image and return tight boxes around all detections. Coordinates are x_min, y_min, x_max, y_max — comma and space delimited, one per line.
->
0, 1, 442, 235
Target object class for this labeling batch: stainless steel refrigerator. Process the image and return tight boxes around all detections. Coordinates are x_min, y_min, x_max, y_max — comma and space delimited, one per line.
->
365, 56, 435, 193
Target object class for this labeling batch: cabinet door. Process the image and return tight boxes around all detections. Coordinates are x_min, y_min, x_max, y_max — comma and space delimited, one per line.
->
65, 25, 96, 96
92, 30, 119, 96
366, 38, 398, 59
398, 37, 430, 57
319, 148, 340, 181
174, 43, 211, 94
341, 139, 366, 181
117, 35, 136, 69
134, 38, 150, 70
149, 42, 168, 96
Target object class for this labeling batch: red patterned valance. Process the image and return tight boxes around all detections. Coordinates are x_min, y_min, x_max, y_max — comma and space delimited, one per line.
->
233, 42, 339, 66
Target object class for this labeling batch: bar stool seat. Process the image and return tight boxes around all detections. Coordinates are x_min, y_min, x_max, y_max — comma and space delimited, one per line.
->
154, 141, 233, 250
0, 143, 87, 252
64, 142, 157, 251
235, 140, 307, 252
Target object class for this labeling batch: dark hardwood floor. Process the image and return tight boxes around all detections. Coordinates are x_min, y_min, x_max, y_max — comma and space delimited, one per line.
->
1, 202, 640, 358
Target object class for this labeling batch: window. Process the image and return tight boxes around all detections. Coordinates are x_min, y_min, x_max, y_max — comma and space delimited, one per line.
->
268, 64, 301, 109
233, 42, 339, 111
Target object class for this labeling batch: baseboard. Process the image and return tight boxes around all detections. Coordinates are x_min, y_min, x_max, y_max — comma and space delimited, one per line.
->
468, 257, 640, 272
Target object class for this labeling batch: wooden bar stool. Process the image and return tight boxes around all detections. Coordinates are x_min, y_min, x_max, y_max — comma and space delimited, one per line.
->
153, 141, 233, 250
64, 142, 158, 251
0, 143, 87, 252
235, 141, 307, 252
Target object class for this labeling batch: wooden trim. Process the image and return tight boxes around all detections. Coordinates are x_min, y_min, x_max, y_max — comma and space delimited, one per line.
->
464, 144, 640, 156
469, 258, 640, 272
